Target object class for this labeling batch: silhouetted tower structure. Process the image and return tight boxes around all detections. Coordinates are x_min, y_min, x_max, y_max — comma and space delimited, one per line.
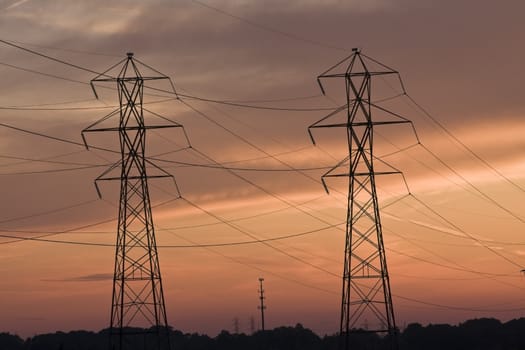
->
309, 49, 410, 350
82, 53, 187, 350
233, 317, 240, 334
258, 277, 266, 331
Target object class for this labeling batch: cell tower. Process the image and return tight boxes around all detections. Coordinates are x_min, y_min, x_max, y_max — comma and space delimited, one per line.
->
258, 277, 266, 331
82, 53, 186, 350
308, 49, 410, 350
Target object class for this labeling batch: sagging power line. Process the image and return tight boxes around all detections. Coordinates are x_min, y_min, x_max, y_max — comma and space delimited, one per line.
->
1, 37, 524, 332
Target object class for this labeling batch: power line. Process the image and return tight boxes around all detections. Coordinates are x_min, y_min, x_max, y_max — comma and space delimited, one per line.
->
0, 61, 95, 86
2, 39, 120, 58
187, 0, 348, 52
174, 77, 520, 320
385, 209, 525, 247
0, 59, 173, 102
0, 38, 109, 76
175, 100, 516, 286
184, 139, 345, 243
3, 37, 524, 316
370, 128, 525, 235
2, 188, 522, 309
375, 87, 525, 221
109, 191, 341, 296
2, 192, 328, 235
418, 143, 525, 224
387, 246, 515, 279
0, 104, 115, 111
0, 198, 99, 225
156, 144, 312, 167
140, 106, 385, 285
177, 92, 337, 112
0, 121, 118, 154
385, 227, 525, 291
153, 87, 403, 112
0, 234, 113, 247
14, 198, 507, 311
0, 216, 117, 245
154, 210, 339, 296
219, 93, 323, 104
178, 100, 370, 198
0, 164, 107, 176
184, 195, 525, 322
0, 149, 88, 169
373, 109, 525, 227
0, 41, 340, 111
1, 58, 334, 112
182, 197, 340, 277
4, 58, 520, 281
381, 191, 525, 276
0, 60, 179, 110
302, 188, 524, 281
394, 294, 525, 313
0, 218, 344, 248
0, 196, 180, 245
0, 153, 104, 167
376, 75, 525, 213
406, 93, 525, 193
177, 231, 338, 295
408, 194, 524, 270
154, 158, 333, 172
0, 121, 92, 146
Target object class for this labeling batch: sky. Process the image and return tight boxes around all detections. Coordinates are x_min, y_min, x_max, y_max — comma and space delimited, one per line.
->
1, 0, 525, 338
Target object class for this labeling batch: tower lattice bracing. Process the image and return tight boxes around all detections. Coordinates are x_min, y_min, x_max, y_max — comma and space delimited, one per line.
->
309, 49, 410, 350
82, 53, 186, 350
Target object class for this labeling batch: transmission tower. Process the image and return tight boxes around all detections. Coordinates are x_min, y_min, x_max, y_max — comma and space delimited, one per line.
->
257, 277, 266, 331
233, 317, 240, 334
82, 53, 187, 350
309, 49, 410, 350
249, 316, 255, 334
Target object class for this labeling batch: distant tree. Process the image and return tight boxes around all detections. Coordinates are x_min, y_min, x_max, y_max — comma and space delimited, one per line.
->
178, 332, 214, 350
250, 324, 321, 350
0, 332, 24, 350
458, 318, 502, 349
27, 330, 104, 350
7, 317, 525, 350
400, 323, 425, 350
501, 318, 525, 349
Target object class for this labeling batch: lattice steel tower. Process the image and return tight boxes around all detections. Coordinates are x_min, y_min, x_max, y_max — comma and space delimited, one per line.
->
309, 49, 410, 350
82, 53, 186, 350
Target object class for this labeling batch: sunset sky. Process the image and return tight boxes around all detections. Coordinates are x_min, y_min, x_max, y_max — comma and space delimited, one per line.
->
1, 0, 525, 338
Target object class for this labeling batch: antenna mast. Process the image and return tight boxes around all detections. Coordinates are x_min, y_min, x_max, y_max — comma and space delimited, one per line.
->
258, 277, 266, 331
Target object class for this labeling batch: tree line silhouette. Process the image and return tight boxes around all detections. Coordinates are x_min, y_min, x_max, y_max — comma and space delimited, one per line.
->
2, 318, 525, 350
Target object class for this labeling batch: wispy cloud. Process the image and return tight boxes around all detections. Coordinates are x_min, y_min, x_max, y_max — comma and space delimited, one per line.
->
5, 0, 31, 10
3, 1, 143, 35
42, 273, 113, 283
